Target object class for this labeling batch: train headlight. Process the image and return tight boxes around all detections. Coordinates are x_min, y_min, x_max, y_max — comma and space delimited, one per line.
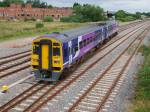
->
54, 60, 60, 64
32, 59, 38, 62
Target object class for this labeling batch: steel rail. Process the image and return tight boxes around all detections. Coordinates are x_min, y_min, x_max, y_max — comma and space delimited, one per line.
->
96, 27, 149, 112
23, 22, 149, 112
68, 26, 150, 112
0, 21, 146, 112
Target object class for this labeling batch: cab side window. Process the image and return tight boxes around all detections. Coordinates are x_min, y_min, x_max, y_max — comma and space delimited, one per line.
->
33, 45, 39, 54
53, 48, 60, 56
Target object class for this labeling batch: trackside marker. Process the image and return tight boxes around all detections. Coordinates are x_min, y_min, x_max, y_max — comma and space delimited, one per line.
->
0, 74, 34, 94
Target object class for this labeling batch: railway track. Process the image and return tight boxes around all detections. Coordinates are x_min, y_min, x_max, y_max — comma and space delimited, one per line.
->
0, 21, 149, 112
22, 24, 150, 112
0, 54, 31, 79
67, 26, 150, 112
118, 20, 143, 32
0, 50, 30, 60
0, 21, 145, 79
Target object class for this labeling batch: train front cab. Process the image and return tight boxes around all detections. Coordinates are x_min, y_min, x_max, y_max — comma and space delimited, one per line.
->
31, 38, 63, 81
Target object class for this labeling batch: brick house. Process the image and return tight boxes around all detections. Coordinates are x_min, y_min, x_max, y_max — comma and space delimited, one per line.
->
0, 4, 73, 21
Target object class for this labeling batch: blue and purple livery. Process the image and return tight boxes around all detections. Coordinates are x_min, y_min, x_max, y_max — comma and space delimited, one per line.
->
31, 20, 118, 81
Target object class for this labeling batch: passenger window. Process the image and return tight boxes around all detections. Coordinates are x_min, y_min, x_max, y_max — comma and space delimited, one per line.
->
53, 48, 60, 56
94, 36, 96, 41
90, 37, 93, 42
87, 38, 90, 44
79, 41, 83, 49
83, 40, 86, 46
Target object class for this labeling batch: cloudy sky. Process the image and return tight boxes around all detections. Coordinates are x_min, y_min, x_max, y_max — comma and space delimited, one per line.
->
43, 0, 149, 13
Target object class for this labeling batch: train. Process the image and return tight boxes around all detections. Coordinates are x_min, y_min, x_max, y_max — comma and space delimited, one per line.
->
31, 20, 118, 81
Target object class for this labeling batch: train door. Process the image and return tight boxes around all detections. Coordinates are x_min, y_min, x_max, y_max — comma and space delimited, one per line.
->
39, 40, 52, 70
104, 26, 108, 38
41, 45, 49, 69
68, 41, 72, 65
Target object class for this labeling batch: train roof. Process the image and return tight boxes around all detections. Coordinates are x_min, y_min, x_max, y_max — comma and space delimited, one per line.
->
40, 21, 116, 43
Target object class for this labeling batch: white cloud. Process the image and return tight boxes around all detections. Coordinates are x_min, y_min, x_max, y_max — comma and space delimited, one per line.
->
43, 0, 150, 12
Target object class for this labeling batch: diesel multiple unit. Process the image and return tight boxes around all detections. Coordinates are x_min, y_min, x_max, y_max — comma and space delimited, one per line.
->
31, 21, 118, 81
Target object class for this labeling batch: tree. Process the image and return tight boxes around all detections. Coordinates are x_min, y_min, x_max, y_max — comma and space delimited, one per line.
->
115, 10, 142, 22
0, 0, 24, 7
48, 4, 53, 8
32, 0, 41, 8
115, 10, 127, 19
73, 4, 106, 22
135, 12, 142, 19
73, 2, 81, 9
143, 12, 150, 17
39, 1, 47, 8
26, 0, 32, 4
26, 0, 51, 8
0, 1, 4, 7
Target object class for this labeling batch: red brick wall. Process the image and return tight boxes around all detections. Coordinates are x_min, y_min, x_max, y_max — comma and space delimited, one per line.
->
0, 4, 73, 21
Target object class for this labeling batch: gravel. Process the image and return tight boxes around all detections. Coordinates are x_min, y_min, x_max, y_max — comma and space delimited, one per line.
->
0, 45, 33, 106
0, 70, 35, 106
105, 32, 150, 112
39, 24, 146, 112
0, 45, 31, 58
0, 22, 148, 111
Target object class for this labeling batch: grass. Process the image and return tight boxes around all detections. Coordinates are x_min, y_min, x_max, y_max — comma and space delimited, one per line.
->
130, 45, 150, 112
0, 21, 85, 42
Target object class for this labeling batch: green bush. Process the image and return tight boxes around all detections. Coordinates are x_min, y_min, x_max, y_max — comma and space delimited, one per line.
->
131, 45, 150, 112
60, 16, 70, 22
30, 17, 36, 21
61, 3, 106, 23
24, 17, 36, 22
115, 10, 142, 22
36, 22, 44, 28
43, 16, 53, 22
60, 15, 83, 23
117, 16, 136, 22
